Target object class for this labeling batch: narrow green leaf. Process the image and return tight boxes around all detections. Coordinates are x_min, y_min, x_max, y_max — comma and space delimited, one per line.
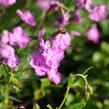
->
9, 95, 22, 103
68, 74, 75, 88
47, 104, 53, 109
83, 67, 93, 74
67, 101, 86, 109
36, 104, 40, 109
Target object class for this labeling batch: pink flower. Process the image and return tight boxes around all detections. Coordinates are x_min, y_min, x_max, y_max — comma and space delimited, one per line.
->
72, 10, 83, 22
3, 54, 18, 68
51, 32, 71, 51
0, 30, 9, 44
0, 29, 18, 68
36, 0, 58, 11
84, 0, 93, 11
71, 31, 81, 36
75, 0, 85, 8
9, 26, 29, 48
37, 28, 47, 50
75, 0, 93, 11
0, 0, 16, 7
16, 105, 25, 109
42, 48, 64, 68
38, 29, 64, 68
0, 44, 18, 67
37, 0, 51, 11
0, 44, 14, 58
88, 5, 108, 21
47, 69, 61, 84
16, 9, 36, 26
30, 53, 50, 76
87, 24, 99, 44
55, 12, 70, 27
30, 29, 71, 84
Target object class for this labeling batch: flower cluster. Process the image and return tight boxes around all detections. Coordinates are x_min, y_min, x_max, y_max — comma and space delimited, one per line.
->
74, 0, 108, 43
75, 0, 108, 21
0, 27, 29, 67
9, 27, 30, 48
30, 28, 71, 84
88, 5, 108, 21
0, 0, 108, 84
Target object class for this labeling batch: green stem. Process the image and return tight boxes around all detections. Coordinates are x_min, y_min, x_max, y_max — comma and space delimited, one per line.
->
58, 87, 70, 109
75, 74, 89, 86
83, 66, 93, 75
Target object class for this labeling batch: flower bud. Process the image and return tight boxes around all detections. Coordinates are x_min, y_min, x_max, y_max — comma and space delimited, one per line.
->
87, 86, 93, 95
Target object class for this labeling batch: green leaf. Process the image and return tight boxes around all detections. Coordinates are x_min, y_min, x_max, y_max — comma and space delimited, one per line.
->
9, 96, 22, 103
41, 78, 50, 88
47, 104, 53, 109
36, 104, 40, 109
83, 66, 93, 75
66, 101, 86, 109
68, 74, 75, 88
0, 64, 9, 80
72, 78, 85, 89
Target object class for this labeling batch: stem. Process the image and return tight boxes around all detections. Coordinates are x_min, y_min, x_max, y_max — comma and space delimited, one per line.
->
58, 87, 70, 109
75, 74, 89, 86
13, 20, 23, 28
75, 74, 90, 99
83, 66, 93, 75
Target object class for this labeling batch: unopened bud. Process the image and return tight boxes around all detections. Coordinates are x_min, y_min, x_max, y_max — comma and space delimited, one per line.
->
85, 92, 90, 101
88, 86, 93, 95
